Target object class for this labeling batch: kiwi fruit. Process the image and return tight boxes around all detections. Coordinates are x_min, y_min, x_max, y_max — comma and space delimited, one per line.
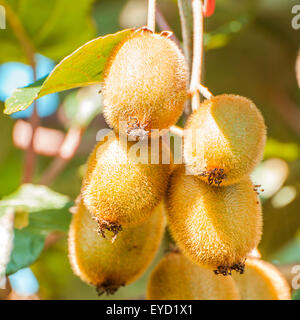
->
103, 29, 188, 137
233, 258, 291, 300
68, 200, 165, 295
166, 167, 263, 275
147, 251, 239, 300
184, 94, 266, 186
81, 135, 172, 235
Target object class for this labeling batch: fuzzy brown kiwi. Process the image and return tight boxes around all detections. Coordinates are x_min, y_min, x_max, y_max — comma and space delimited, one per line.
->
147, 251, 239, 300
184, 94, 266, 186
232, 258, 291, 300
81, 135, 172, 234
68, 200, 166, 295
102, 29, 188, 137
166, 167, 263, 275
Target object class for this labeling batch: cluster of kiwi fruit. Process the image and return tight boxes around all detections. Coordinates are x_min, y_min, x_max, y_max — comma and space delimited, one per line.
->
68, 28, 186, 295
68, 28, 291, 299
147, 251, 290, 300
170, 93, 266, 276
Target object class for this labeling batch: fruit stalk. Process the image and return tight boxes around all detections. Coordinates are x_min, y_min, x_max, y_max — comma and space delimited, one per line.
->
0, 0, 36, 67
190, 0, 204, 111
1, 0, 40, 183
178, 0, 193, 74
147, 0, 156, 32
196, 83, 213, 100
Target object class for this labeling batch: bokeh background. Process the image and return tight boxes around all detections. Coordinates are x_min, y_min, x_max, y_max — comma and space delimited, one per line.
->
0, 0, 300, 299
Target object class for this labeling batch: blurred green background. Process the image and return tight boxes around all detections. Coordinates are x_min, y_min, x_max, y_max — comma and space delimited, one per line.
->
0, 0, 300, 299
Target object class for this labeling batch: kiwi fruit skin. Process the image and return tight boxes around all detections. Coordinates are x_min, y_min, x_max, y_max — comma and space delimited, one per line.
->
184, 94, 266, 186
81, 135, 172, 227
103, 30, 188, 134
147, 251, 239, 300
166, 167, 263, 272
233, 258, 291, 300
68, 200, 166, 294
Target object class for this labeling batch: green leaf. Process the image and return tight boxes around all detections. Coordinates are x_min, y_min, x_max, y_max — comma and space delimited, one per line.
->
1, 184, 73, 275
0, 0, 96, 63
0, 184, 72, 234
0, 184, 71, 214
5, 229, 45, 275
4, 29, 133, 115
28, 208, 72, 234
4, 76, 48, 116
